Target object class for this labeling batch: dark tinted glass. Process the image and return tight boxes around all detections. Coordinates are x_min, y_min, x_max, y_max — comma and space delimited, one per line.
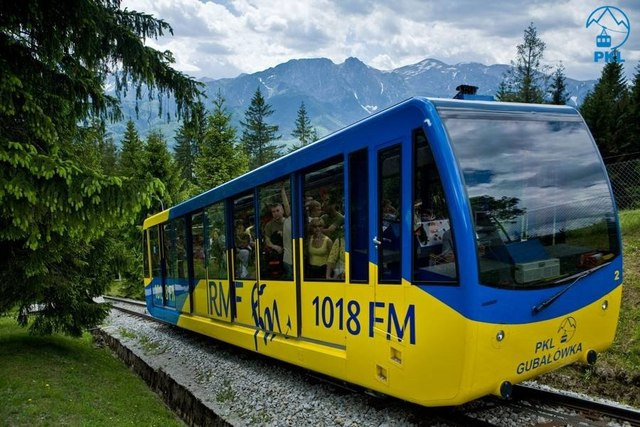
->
378, 146, 402, 283
143, 230, 150, 278
303, 160, 344, 281
150, 226, 161, 277
349, 150, 369, 282
233, 194, 256, 280
206, 203, 228, 279
444, 113, 619, 288
413, 130, 457, 283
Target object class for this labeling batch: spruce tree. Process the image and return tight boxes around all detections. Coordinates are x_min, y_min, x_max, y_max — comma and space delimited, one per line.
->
580, 55, 632, 161
0, 1, 201, 335
549, 64, 568, 105
499, 23, 548, 103
146, 130, 186, 212
195, 91, 248, 191
119, 119, 146, 178
240, 87, 282, 169
174, 100, 207, 183
290, 101, 318, 151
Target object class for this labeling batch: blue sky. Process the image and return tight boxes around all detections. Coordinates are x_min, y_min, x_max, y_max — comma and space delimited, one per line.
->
123, 0, 639, 81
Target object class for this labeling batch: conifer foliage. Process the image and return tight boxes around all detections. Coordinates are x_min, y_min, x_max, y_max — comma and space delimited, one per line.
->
580, 56, 632, 161
497, 23, 548, 103
240, 88, 282, 169
195, 91, 248, 191
290, 101, 318, 151
0, 1, 201, 335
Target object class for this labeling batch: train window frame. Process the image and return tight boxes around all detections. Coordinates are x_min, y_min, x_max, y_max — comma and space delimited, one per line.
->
232, 192, 257, 281
258, 178, 294, 281
205, 201, 228, 280
143, 229, 151, 278
301, 155, 345, 282
348, 149, 369, 284
191, 210, 207, 281
377, 145, 402, 285
411, 128, 459, 285
164, 216, 189, 280
149, 225, 162, 278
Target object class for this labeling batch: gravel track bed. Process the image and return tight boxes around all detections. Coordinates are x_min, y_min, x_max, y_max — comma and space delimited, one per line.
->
100, 309, 636, 426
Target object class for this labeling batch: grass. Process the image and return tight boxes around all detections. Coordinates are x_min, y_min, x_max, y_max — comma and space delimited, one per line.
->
0, 318, 183, 426
538, 209, 640, 406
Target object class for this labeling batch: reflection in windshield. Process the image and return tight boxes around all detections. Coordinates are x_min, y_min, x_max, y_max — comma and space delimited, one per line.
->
443, 114, 620, 288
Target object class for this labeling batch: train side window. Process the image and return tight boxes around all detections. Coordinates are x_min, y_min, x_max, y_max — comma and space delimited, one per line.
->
164, 217, 188, 279
233, 194, 256, 280
412, 129, 458, 283
192, 211, 206, 281
378, 146, 402, 283
143, 230, 150, 278
149, 226, 161, 278
206, 202, 228, 279
303, 158, 345, 281
259, 179, 293, 280
349, 150, 368, 282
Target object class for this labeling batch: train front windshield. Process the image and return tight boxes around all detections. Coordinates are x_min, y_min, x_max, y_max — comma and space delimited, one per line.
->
442, 111, 620, 288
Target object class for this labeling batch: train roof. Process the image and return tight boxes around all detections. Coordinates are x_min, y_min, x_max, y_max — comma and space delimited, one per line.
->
144, 97, 580, 228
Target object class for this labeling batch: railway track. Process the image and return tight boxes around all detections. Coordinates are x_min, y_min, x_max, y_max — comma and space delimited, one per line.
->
100, 296, 640, 426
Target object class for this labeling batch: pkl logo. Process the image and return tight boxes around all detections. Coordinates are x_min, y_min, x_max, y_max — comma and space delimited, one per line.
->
586, 6, 630, 63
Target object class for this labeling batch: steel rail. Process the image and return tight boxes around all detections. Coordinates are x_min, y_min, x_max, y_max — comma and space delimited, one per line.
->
513, 383, 640, 426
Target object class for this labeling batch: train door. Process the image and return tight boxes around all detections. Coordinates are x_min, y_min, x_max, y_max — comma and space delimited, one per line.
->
231, 193, 258, 328
149, 225, 164, 308
299, 158, 346, 348
161, 217, 191, 312
252, 178, 299, 348
369, 142, 411, 386
204, 202, 232, 322
191, 203, 232, 321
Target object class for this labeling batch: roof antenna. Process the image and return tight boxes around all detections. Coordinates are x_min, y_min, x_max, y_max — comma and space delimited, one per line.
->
454, 85, 494, 101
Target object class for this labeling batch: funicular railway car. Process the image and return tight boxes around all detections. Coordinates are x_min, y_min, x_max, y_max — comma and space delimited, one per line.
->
142, 97, 623, 406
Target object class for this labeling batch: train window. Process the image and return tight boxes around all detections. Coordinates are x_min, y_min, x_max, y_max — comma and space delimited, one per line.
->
233, 194, 256, 280
349, 150, 369, 282
259, 179, 293, 280
206, 202, 227, 279
378, 146, 402, 283
143, 230, 150, 278
192, 211, 206, 281
164, 217, 188, 279
303, 159, 345, 281
412, 129, 458, 283
149, 226, 161, 278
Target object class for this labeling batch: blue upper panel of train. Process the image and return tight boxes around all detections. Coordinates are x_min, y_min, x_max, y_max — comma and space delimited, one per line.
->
163, 97, 622, 325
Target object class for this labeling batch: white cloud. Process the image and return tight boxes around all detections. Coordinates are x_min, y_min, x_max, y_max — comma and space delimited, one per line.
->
122, 0, 639, 80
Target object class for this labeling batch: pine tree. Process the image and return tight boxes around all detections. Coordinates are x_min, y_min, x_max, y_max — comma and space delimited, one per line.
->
195, 91, 248, 191
549, 64, 568, 105
580, 54, 632, 161
174, 100, 207, 183
146, 130, 186, 212
499, 23, 549, 103
240, 87, 282, 169
290, 101, 318, 151
495, 81, 516, 102
0, 1, 200, 335
119, 119, 146, 178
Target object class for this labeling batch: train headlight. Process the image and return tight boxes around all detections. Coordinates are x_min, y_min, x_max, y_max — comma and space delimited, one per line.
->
601, 300, 608, 311
496, 330, 505, 342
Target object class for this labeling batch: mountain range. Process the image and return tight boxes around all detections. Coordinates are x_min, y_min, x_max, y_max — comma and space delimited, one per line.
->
107, 57, 596, 147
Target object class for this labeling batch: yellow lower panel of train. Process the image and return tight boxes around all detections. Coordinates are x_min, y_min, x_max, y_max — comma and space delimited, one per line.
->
173, 272, 621, 407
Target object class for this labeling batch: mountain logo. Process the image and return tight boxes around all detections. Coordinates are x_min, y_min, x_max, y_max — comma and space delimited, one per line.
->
557, 316, 577, 344
586, 6, 630, 63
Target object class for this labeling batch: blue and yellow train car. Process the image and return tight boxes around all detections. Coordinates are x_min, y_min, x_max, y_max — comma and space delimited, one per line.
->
142, 97, 622, 406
